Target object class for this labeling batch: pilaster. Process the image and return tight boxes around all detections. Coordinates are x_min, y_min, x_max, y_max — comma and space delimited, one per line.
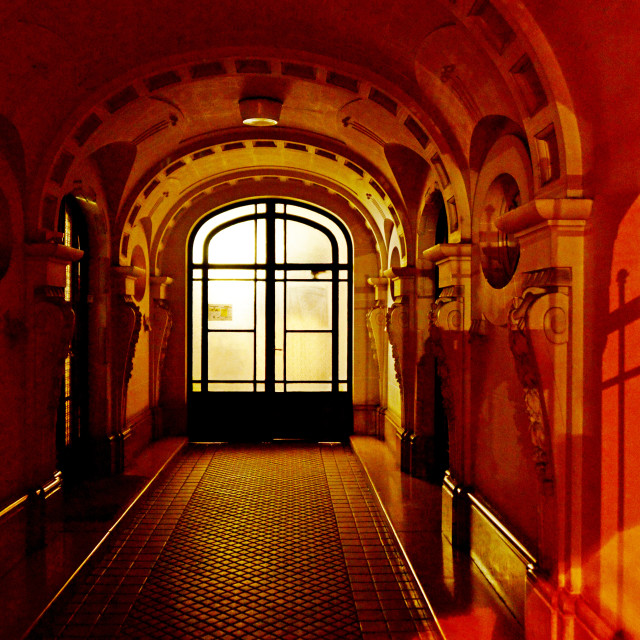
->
497, 198, 593, 638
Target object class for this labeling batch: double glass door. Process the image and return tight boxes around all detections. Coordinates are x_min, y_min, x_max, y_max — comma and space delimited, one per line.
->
188, 200, 352, 441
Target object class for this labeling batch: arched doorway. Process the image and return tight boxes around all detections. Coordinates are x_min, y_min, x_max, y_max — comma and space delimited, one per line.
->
56, 195, 89, 477
187, 199, 353, 442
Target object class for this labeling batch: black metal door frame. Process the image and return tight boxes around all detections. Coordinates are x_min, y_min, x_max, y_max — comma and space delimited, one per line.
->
187, 198, 353, 441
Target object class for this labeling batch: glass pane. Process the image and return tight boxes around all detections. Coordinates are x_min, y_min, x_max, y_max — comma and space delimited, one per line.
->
256, 383, 265, 392
192, 281, 202, 379
257, 203, 266, 213
275, 203, 284, 213
286, 282, 331, 330
286, 269, 331, 280
208, 269, 255, 280
256, 281, 266, 380
208, 333, 254, 380
339, 269, 348, 280
208, 382, 254, 391
286, 333, 332, 380
276, 218, 285, 263
340, 281, 348, 380
287, 204, 348, 262
207, 220, 255, 264
275, 282, 284, 380
275, 382, 285, 392
275, 270, 284, 279
208, 280, 254, 330
193, 269, 203, 279
257, 219, 266, 263
257, 269, 266, 279
339, 383, 348, 392
192, 382, 202, 392
287, 383, 332, 392
286, 220, 332, 263
192, 204, 256, 263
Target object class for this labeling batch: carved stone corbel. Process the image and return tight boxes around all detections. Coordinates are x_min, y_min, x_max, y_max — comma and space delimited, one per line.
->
365, 277, 388, 403
508, 267, 571, 491
430, 285, 464, 332
150, 277, 173, 437
110, 267, 143, 436
386, 300, 409, 391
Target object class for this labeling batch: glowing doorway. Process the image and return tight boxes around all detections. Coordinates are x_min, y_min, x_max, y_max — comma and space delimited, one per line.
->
188, 200, 353, 441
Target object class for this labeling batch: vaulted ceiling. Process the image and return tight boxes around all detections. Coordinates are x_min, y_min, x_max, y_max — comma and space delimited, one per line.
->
3, 0, 622, 263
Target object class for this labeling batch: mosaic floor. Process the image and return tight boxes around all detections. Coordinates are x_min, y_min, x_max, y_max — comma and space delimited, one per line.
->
29, 443, 438, 640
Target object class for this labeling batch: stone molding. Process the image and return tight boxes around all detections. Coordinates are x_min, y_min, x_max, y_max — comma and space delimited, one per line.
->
494, 198, 592, 235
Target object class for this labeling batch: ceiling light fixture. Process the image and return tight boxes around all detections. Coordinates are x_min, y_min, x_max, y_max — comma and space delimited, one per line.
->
239, 97, 282, 126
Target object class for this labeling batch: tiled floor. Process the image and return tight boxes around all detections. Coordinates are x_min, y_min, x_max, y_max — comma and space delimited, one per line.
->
28, 443, 438, 640
351, 436, 524, 640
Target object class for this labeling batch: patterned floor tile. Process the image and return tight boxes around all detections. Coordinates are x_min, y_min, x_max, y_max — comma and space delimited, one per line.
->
29, 443, 438, 640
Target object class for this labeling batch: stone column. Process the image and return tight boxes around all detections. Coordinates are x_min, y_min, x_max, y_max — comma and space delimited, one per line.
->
383, 267, 428, 473
423, 243, 471, 547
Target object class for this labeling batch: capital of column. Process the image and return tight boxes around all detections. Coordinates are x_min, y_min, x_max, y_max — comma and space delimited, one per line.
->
150, 276, 174, 301
111, 266, 145, 297
25, 242, 84, 290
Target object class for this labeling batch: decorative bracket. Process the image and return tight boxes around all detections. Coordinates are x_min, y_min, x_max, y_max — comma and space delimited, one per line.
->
508, 267, 571, 490
111, 267, 143, 432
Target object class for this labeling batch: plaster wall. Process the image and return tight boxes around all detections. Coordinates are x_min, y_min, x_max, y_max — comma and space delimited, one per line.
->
471, 324, 539, 549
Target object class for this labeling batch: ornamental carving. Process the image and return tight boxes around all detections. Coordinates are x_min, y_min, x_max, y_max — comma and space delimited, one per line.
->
508, 267, 571, 491
366, 304, 386, 397
111, 294, 142, 429
151, 298, 173, 407
429, 285, 464, 331
386, 301, 409, 392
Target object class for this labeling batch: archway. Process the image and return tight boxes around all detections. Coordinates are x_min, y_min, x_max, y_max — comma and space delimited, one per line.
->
187, 198, 353, 442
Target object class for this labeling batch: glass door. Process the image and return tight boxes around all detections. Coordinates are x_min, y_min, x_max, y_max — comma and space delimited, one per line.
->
188, 200, 352, 441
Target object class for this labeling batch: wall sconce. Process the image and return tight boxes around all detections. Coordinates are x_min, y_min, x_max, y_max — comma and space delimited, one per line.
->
239, 97, 282, 126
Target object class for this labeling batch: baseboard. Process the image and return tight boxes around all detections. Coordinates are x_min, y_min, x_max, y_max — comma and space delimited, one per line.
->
467, 491, 535, 624
382, 410, 403, 467
525, 572, 621, 640
352, 404, 379, 435
124, 407, 153, 467
441, 475, 536, 626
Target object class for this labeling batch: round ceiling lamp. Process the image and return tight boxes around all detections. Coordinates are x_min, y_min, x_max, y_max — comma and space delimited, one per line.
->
239, 97, 282, 126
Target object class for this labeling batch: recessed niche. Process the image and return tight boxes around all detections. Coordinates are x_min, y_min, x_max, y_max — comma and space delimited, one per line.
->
479, 174, 520, 289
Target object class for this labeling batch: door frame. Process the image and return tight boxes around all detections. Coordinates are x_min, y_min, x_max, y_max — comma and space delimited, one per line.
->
186, 198, 353, 441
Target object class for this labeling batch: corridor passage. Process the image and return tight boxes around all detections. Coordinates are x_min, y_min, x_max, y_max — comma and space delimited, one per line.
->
29, 444, 438, 639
